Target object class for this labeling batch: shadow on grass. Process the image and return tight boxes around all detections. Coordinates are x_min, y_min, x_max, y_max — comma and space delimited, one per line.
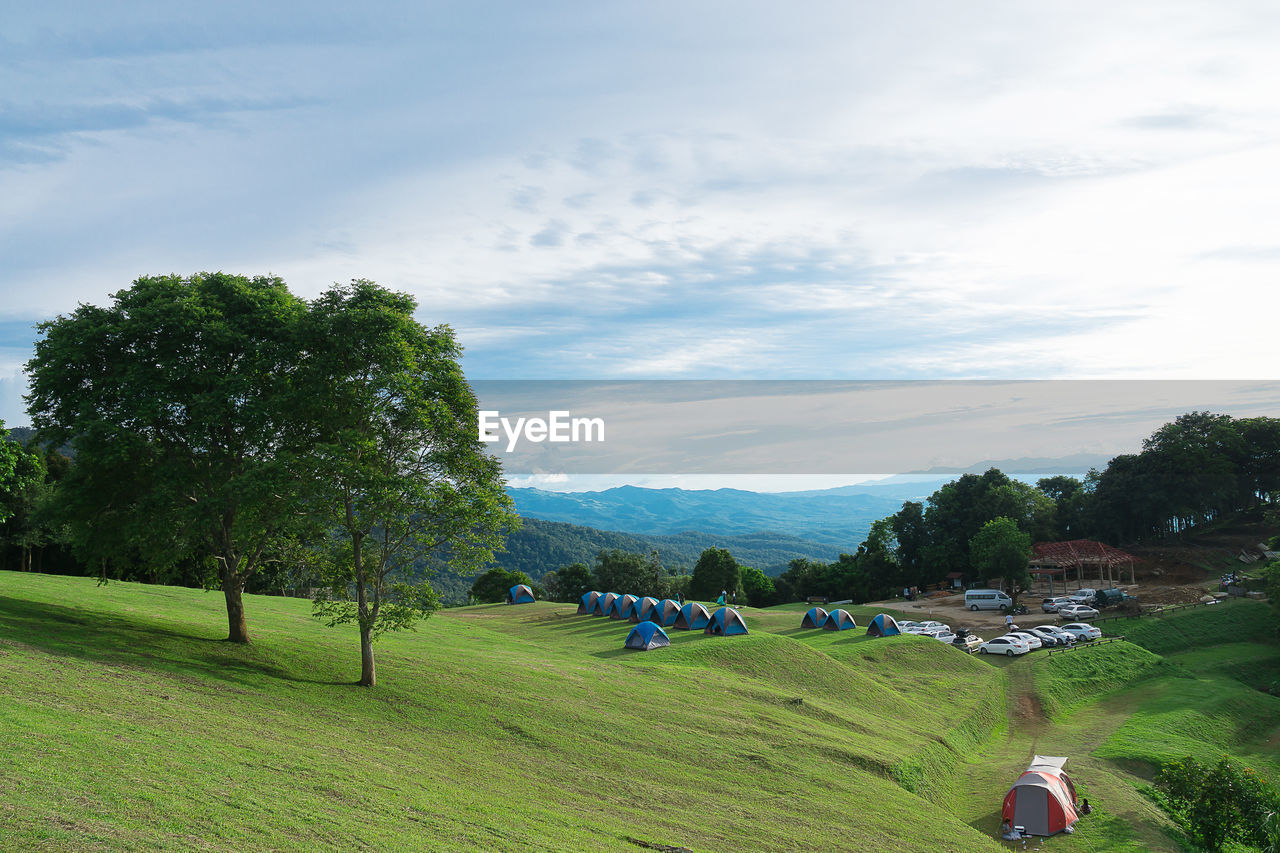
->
0, 595, 346, 687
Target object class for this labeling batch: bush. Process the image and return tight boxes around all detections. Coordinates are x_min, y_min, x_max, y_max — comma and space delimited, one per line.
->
1154, 755, 1280, 852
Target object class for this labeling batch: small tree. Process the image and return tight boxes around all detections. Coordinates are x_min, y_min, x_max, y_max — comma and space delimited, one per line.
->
546, 562, 593, 602
689, 547, 741, 601
739, 565, 778, 607
470, 568, 532, 603
968, 517, 1031, 605
593, 549, 650, 594
299, 281, 518, 687
1156, 755, 1280, 851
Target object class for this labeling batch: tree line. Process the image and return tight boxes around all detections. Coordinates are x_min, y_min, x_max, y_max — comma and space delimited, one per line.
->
2, 273, 518, 687
506, 412, 1280, 609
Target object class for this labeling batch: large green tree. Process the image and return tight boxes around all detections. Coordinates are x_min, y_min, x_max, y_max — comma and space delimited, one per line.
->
0, 423, 41, 532
968, 517, 1032, 605
689, 547, 741, 600
298, 281, 518, 687
25, 274, 307, 642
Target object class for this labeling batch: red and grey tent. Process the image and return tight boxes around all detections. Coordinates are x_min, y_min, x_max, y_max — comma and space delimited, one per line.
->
507, 584, 535, 604
674, 601, 711, 630
633, 596, 661, 623
650, 599, 682, 627
801, 607, 828, 628
705, 607, 748, 636
822, 609, 857, 631
1001, 755, 1079, 837
577, 591, 602, 615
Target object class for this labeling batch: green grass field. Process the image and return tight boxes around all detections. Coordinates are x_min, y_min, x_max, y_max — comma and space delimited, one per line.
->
0, 573, 1275, 851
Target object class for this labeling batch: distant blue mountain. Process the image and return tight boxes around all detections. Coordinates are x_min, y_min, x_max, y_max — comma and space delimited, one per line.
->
506, 484, 926, 550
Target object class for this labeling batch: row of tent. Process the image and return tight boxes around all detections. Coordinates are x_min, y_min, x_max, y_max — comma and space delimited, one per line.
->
575, 591, 748, 649
801, 606, 902, 637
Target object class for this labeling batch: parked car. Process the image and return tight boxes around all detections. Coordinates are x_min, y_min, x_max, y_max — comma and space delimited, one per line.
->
952, 633, 984, 653
1008, 631, 1043, 650
979, 635, 1032, 656
1023, 627, 1068, 647
1059, 623, 1102, 641
932, 631, 957, 644
1042, 596, 1073, 613
1094, 588, 1136, 608
1057, 603, 1100, 620
897, 620, 921, 632
1033, 625, 1077, 645
1069, 588, 1098, 605
916, 620, 951, 634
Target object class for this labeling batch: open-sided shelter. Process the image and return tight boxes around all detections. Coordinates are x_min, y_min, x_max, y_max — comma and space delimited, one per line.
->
577, 591, 602, 615
674, 601, 711, 630
507, 584, 535, 604
705, 607, 749, 636
1001, 756, 1079, 837
822, 609, 857, 631
801, 606, 829, 628
597, 592, 620, 617
615, 593, 640, 620
634, 596, 660, 623
624, 621, 671, 651
866, 613, 901, 636
651, 598, 682, 626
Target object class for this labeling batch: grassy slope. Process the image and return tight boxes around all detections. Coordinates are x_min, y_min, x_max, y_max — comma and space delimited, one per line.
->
0, 573, 1006, 853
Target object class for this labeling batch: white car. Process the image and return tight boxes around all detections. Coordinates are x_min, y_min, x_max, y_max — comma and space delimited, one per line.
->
897, 620, 921, 632
1041, 596, 1073, 613
1008, 631, 1043, 650
916, 620, 951, 634
979, 635, 1032, 656
1069, 588, 1098, 605
1059, 623, 1102, 641
1033, 625, 1077, 645
1024, 625, 1064, 645
1057, 604, 1100, 620
932, 631, 957, 644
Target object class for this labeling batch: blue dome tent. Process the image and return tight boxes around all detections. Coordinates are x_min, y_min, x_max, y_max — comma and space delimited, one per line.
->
801, 607, 829, 628
674, 601, 711, 630
615, 593, 640, 620
624, 621, 671, 651
866, 613, 901, 637
634, 596, 660, 623
577, 591, 602, 615
651, 599, 682, 627
507, 584, 535, 605
705, 607, 748, 636
822, 609, 857, 631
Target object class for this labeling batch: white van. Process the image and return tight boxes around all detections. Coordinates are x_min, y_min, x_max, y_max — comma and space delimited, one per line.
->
965, 589, 1013, 611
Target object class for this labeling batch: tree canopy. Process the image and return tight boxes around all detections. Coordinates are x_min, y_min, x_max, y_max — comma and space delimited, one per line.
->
298, 281, 518, 687
25, 273, 307, 642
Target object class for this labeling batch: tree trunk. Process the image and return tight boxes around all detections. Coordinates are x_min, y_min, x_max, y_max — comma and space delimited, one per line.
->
223, 577, 250, 643
359, 627, 376, 688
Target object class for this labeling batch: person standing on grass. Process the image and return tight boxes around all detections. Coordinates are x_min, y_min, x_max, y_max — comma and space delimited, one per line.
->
1005, 612, 1014, 632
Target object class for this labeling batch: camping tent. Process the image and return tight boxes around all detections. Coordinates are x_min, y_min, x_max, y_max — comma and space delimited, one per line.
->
577, 591, 602, 615
1001, 756, 1079, 837
705, 607, 749, 636
615, 593, 640, 620
597, 592, 621, 617
801, 607, 829, 628
822, 609, 857, 631
507, 584, 535, 604
866, 613, 901, 636
651, 599, 682, 627
634, 596, 661, 623
674, 601, 711, 630
624, 621, 671, 651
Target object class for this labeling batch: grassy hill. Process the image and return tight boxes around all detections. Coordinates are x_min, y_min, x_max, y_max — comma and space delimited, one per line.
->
0, 572, 1276, 851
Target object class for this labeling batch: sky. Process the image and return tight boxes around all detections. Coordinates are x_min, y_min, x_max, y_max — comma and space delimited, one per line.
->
3, 2, 1280, 484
